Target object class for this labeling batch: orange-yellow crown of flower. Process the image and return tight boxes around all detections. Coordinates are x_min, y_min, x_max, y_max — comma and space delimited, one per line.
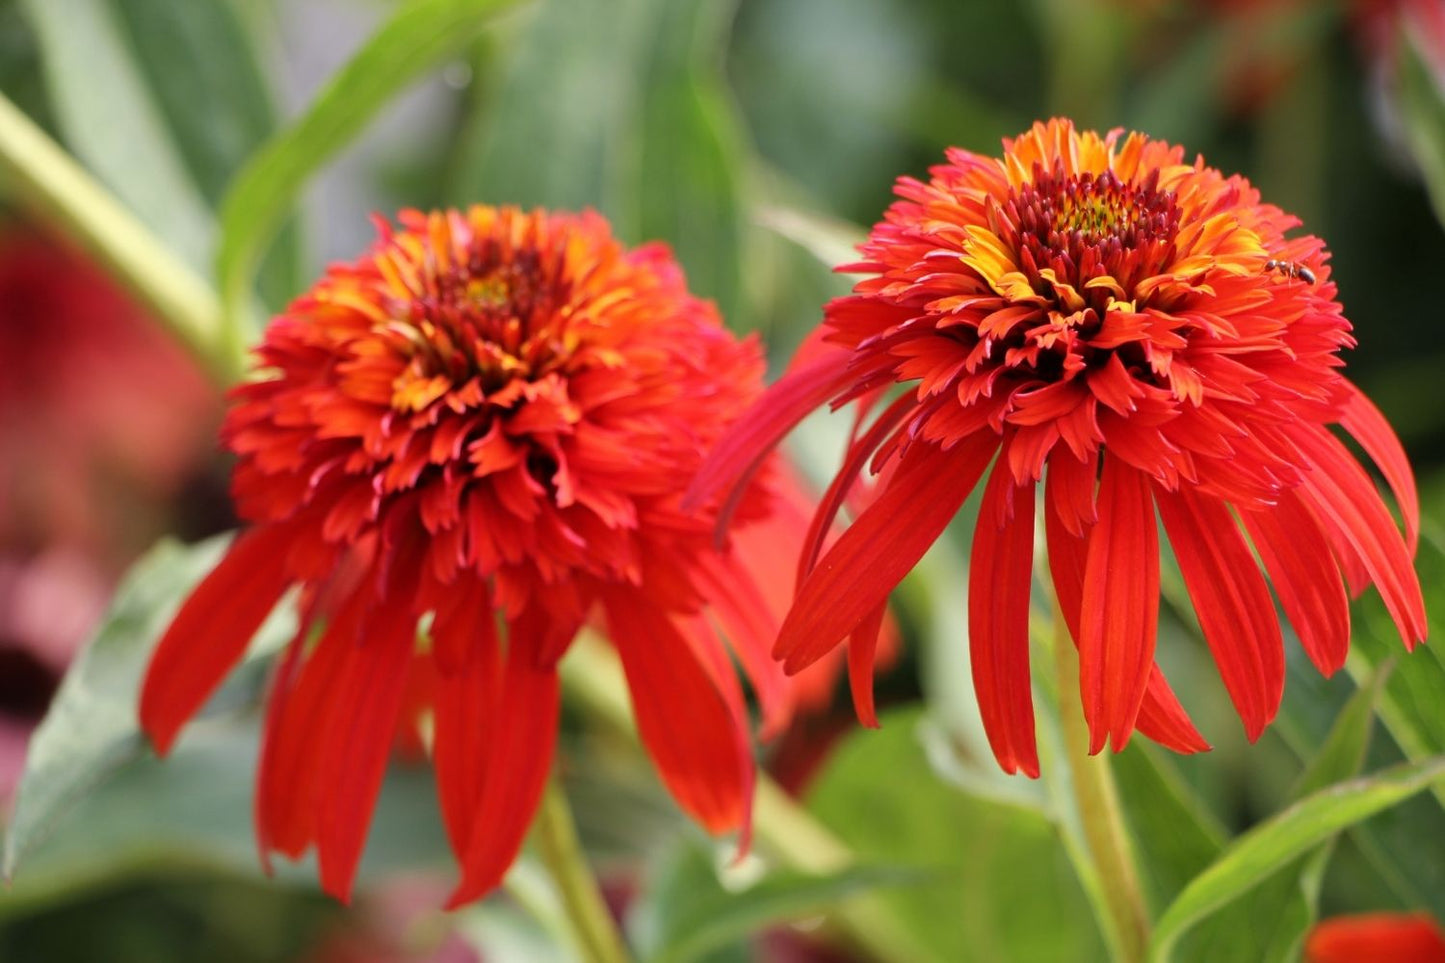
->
831, 117, 1353, 508
225, 205, 764, 606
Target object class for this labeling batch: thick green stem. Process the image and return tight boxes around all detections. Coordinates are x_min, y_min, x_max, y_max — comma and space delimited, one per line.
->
0, 92, 237, 381
1050, 603, 1151, 963
534, 774, 633, 963
559, 636, 928, 963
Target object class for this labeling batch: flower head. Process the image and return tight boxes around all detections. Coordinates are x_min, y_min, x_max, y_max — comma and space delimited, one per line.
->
140, 206, 811, 904
690, 119, 1426, 777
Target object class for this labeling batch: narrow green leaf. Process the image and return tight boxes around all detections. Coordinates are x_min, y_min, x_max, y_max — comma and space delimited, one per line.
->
1396, 28, 1445, 230
631, 840, 916, 963
216, 0, 522, 339
1150, 754, 1445, 963
17, 0, 215, 267
2, 534, 293, 880
449, 0, 749, 320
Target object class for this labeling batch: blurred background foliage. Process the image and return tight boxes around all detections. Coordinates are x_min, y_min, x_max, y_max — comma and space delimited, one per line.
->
2, 0, 1445, 960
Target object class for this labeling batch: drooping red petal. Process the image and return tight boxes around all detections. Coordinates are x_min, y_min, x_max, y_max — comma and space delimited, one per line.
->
1156, 486, 1283, 741
846, 603, 888, 729
1044, 470, 1207, 754
1293, 426, 1427, 646
447, 624, 560, 908
1078, 458, 1158, 754
1339, 381, 1420, 553
683, 349, 860, 526
256, 587, 367, 861
1239, 490, 1351, 676
1131, 667, 1210, 754
604, 591, 752, 834
797, 392, 916, 581
694, 550, 793, 739
968, 464, 1039, 777
776, 432, 999, 673
141, 524, 295, 754
315, 603, 417, 902
430, 581, 502, 855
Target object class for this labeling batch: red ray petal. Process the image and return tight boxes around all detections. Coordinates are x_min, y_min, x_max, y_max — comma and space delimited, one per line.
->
1043, 491, 1207, 754
256, 588, 367, 862
847, 603, 887, 729
1239, 490, 1351, 676
776, 433, 999, 673
316, 604, 417, 902
431, 582, 502, 855
140, 525, 295, 754
683, 349, 860, 525
1156, 487, 1283, 741
968, 465, 1040, 777
798, 392, 916, 581
604, 592, 753, 835
1339, 381, 1420, 553
694, 552, 792, 739
1078, 459, 1158, 753
1293, 426, 1427, 646
447, 630, 560, 907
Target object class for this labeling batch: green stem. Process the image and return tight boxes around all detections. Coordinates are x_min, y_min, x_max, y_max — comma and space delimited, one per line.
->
0, 91, 237, 381
1049, 599, 1151, 963
559, 636, 928, 963
534, 774, 633, 963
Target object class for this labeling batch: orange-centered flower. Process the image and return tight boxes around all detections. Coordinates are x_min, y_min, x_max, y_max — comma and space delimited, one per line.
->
140, 206, 809, 905
689, 119, 1426, 777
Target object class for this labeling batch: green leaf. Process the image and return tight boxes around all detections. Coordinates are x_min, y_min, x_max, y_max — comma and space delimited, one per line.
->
1396, 27, 1445, 231
216, 0, 522, 338
1112, 743, 1226, 913
629, 839, 917, 963
1149, 754, 1445, 963
448, 0, 749, 321
806, 707, 1105, 962
17, 0, 211, 264
2, 534, 293, 881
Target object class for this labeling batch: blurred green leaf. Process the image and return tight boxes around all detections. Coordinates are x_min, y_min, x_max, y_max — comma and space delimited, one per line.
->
628, 838, 916, 963
2, 534, 292, 881
1113, 744, 1226, 914
1150, 754, 1445, 963
1181, 661, 1390, 963
1397, 28, 1445, 231
449, 0, 749, 321
16, 0, 215, 267
217, 0, 522, 338
807, 707, 1104, 962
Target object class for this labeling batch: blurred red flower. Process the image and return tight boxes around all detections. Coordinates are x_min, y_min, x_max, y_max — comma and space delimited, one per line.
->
690, 119, 1425, 777
1305, 911, 1445, 963
0, 221, 217, 803
140, 206, 817, 905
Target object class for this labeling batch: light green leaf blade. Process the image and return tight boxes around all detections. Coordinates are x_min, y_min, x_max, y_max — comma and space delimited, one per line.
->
630, 839, 916, 963
2, 534, 292, 880
1150, 754, 1445, 963
216, 0, 523, 337
1397, 27, 1445, 231
17, 0, 214, 267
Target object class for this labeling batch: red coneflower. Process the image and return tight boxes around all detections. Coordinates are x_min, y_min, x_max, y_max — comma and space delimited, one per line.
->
140, 206, 809, 905
689, 118, 1426, 778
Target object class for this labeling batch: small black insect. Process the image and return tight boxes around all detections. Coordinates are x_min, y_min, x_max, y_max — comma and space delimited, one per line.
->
1264, 258, 1317, 285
